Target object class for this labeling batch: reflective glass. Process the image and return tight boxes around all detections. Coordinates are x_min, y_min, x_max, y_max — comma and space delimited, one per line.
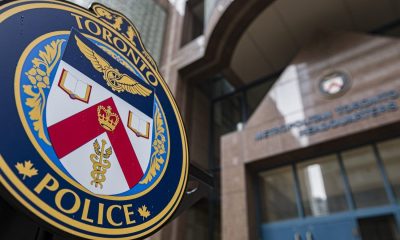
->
213, 93, 244, 164
67, 0, 166, 63
297, 155, 348, 216
342, 146, 389, 208
378, 138, 400, 202
259, 166, 298, 222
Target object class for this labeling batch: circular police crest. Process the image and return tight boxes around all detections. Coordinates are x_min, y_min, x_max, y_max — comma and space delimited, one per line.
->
0, 1, 188, 239
319, 71, 350, 97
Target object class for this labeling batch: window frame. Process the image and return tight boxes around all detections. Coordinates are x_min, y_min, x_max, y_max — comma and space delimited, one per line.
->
255, 137, 400, 226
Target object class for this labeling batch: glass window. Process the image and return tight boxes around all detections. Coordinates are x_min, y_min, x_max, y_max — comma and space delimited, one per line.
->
212, 77, 235, 99
297, 155, 348, 217
67, 0, 167, 63
181, 0, 205, 46
197, 74, 235, 99
212, 93, 244, 165
378, 138, 400, 202
342, 146, 389, 208
259, 166, 298, 223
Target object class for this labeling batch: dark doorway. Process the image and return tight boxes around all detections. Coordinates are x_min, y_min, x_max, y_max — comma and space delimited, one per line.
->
358, 215, 398, 240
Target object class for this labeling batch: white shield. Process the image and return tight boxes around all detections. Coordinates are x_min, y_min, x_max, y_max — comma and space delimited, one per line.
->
46, 61, 153, 195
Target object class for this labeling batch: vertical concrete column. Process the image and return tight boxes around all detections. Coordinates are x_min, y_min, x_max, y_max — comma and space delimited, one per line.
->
221, 132, 249, 240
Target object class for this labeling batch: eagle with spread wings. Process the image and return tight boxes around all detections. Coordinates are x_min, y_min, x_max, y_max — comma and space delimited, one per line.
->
75, 35, 152, 97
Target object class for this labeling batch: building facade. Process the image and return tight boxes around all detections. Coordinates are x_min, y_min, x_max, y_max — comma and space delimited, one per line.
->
154, 0, 400, 240
1, 0, 400, 240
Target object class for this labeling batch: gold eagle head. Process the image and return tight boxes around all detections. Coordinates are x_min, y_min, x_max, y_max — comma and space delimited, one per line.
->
75, 35, 152, 97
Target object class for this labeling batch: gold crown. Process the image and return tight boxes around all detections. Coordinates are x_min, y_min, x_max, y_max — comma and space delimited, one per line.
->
97, 105, 119, 131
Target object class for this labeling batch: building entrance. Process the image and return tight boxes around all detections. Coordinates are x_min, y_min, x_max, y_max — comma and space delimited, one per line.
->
262, 214, 359, 240
358, 214, 398, 240
257, 137, 400, 240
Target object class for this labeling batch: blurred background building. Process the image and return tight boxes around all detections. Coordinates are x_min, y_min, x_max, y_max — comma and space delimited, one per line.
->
2, 0, 400, 239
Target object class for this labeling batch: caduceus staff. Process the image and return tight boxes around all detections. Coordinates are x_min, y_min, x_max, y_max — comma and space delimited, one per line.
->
90, 139, 112, 189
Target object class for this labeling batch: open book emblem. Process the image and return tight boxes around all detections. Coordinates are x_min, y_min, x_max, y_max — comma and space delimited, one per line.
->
127, 111, 150, 139
58, 69, 92, 103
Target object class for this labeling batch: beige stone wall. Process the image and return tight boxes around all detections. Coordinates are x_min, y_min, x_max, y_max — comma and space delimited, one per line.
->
221, 31, 400, 240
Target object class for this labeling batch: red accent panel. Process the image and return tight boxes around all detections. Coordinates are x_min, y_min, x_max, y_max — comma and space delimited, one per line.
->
104, 100, 144, 188
48, 100, 105, 159
48, 97, 143, 187
107, 121, 144, 188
